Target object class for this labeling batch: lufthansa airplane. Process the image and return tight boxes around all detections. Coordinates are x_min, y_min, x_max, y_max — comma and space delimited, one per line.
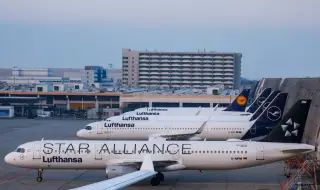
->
76, 93, 287, 141
106, 90, 279, 122
4, 99, 314, 189
130, 88, 272, 117
122, 88, 272, 117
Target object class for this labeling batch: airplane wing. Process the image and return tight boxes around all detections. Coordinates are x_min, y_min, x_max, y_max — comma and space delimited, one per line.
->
71, 155, 157, 190
148, 119, 209, 141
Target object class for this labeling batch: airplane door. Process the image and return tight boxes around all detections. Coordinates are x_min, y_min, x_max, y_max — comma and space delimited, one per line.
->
95, 144, 103, 160
256, 143, 264, 160
33, 143, 41, 159
97, 123, 103, 134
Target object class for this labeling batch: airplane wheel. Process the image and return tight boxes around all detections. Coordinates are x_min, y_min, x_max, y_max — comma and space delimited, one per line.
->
36, 177, 43, 182
156, 172, 164, 181
150, 177, 160, 186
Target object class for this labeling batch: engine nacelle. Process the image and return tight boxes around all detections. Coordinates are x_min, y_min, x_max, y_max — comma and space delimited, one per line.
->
188, 136, 203, 141
164, 164, 186, 171
105, 166, 137, 179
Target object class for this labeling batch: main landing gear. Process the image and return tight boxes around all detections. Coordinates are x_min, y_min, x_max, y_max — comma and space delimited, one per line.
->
36, 169, 43, 182
150, 172, 164, 186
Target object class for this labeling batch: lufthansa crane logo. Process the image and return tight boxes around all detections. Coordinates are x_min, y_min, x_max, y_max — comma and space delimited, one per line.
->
267, 106, 281, 121
257, 97, 266, 106
237, 95, 247, 106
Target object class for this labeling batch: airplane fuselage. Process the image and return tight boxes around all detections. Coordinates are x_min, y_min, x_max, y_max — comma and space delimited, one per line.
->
77, 120, 254, 140
5, 140, 314, 171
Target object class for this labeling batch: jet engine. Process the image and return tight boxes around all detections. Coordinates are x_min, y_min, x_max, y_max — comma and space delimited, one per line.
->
105, 166, 137, 179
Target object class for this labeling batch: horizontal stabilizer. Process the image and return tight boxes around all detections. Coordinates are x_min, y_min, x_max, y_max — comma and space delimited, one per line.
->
282, 148, 315, 154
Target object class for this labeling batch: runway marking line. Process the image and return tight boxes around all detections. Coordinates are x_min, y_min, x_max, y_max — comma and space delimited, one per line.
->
0, 168, 32, 185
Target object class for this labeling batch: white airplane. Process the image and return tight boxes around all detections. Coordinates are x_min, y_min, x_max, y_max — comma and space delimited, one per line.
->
4, 100, 314, 189
106, 90, 279, 122
109, 88, 273, 119
76, 93, 287, 141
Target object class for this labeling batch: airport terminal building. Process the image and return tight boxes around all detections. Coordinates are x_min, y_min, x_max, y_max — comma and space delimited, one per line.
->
122, 48, 242, 89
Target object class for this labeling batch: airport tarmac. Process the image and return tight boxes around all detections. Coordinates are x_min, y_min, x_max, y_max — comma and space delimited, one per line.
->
0, 119, 288, 190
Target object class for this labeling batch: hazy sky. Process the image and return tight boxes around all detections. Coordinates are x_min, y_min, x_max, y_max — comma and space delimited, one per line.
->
0, 0, 319, 79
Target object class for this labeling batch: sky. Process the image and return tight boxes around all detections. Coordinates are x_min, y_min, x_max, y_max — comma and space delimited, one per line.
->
0, 0, 319, 79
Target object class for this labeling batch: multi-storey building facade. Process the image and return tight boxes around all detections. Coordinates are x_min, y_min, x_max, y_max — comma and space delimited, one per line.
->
122, 48, 242, 89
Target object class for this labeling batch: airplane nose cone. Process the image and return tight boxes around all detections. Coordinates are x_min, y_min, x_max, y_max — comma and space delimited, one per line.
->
77, 129, 86, 139
4, 153, 14, 165
76, 130, 83, 138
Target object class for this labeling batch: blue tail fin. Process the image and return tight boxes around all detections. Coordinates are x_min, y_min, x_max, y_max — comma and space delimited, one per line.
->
240, 93, 288, 140
223, 89, 250, 112
260, 99, 311, 143
246, 88, 272, 113
249, 90, 281, 121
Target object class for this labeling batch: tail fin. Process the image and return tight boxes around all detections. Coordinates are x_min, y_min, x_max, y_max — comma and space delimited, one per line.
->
223, 89, 250, 112
246, 88, 272, 113
249, 90, 281, 121
260, 100, 311, 143
241, 93, 288, 140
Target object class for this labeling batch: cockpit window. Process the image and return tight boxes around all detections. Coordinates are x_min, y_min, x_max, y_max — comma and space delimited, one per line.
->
85, 126, 92, 130
15, 148, 25, 153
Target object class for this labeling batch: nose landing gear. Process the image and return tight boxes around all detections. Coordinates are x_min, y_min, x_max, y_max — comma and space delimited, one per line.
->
36, 169, 43, 182
150, 172, 164, 186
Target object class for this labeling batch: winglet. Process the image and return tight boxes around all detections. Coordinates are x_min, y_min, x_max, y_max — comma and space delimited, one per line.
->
213, 103, 219, 111
140, 154, 155, 172
195, 118, 209, 134
41, 137, 44, 141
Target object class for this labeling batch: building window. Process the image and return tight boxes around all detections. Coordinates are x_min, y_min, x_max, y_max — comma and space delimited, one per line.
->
74, 85, 80, 89
123, 57, 128, 59
54, 86, 59, 91
37, 87, 43, 92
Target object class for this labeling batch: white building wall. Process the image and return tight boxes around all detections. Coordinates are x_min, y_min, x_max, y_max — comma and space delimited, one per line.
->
12, 68, 50, 77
